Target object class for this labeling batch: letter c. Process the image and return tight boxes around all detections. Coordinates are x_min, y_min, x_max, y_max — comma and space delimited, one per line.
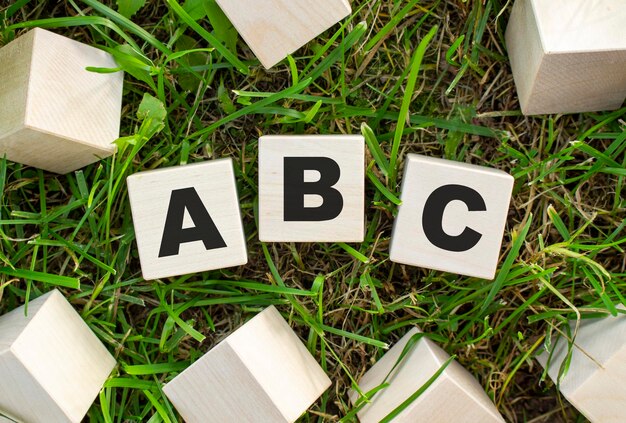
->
422, 185, 486, 252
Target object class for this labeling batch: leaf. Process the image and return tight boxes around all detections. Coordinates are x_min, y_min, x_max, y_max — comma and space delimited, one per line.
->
390, 25, 439, 184
0, 267, 80, 289
116, 0, 146, 18
204, 0, 239, 53
481, 216, 532, 313
137, 93, 167, 139
166, 0, 248, 74
182, 0, 206, 20
217, 79, 237, 114
175, 35, 209, 91
108, 44, 156, 91
361, 122, 390, 176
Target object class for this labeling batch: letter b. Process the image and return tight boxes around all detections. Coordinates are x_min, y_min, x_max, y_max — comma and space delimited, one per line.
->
283, 157, 344, 221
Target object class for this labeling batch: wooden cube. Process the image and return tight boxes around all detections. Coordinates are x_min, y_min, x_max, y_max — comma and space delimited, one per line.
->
506, 0, 626, 115
350, 328, 504, 423
390, 154, 514, 279
0, 28, 123, 173
214, 0, 351, 68
163, 306, 331, 422
536, 308, 626, 422
0, 290, 116, 423
258, 135, 365, 242
127, 159, 248, 280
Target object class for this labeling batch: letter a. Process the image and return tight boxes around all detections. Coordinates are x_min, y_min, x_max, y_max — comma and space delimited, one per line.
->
159, 187, 227, 257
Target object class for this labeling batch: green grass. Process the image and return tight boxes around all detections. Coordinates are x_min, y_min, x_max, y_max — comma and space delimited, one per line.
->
1, 1, 625, 422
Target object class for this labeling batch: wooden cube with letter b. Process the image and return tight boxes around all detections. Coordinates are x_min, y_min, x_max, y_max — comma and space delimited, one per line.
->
258, 135, 365, 242
0, 290, 116, 423
163, 306, 331, 422
0, 28, 123, 173
390, 155, 514, 279
127, 159, 248, 280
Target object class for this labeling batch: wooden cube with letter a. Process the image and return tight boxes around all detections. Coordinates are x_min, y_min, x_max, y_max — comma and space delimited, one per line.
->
163, 306, 331, 423
0, 28, 123, 173
0, 290, 116, 423
258, 135, 364, 242
214, 0, 351, 68
349, 328, 504, 422
536, 308, 626, 422
506, 0, 626, 115
390, 155, 514, 279
127, 159, 248, 280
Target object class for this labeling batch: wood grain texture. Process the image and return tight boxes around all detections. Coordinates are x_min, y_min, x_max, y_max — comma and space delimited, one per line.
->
389, 154, 514, 280
350, 328, 504, 423
506, 0, 626, 115
0, 28, 123, 173
214, 0, 351, 68
127, 159, 248, 280
536, 308, 626, 423
258, 135, 365, 242
0, 290, 116, 423
163, 306, 331, 423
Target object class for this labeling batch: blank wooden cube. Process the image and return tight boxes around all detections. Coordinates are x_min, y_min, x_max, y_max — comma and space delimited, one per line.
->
390, 154, 513, 279
537, 309, 626, 422
0, 290, 116, 423
0, 28, 123, 173
259, 135, 365, 242
163, 306, 331, 422
506, 0, 626, 115
350, 328, 504, 423
127, 159, 248, 280
214, 0, 351, 68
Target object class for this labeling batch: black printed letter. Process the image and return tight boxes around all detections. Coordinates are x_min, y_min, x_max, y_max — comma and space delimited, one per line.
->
159, 188, 227, 257
284, 157, 343, 221
422, 185, 486, 252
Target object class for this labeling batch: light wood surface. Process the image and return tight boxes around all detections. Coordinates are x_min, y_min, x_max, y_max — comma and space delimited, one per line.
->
214, 0, 351, 68
163, 306, 331, 423
390, 154, 514, 280
536, 308, 626, 423
506, 0, 626, 115
258, 135, 365, 242
127, 159, 248, 280
350, 328, 504, 422
0, 28, 123, 173
0, 290, 116, 423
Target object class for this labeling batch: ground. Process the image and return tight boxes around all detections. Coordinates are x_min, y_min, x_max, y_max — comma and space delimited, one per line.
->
0, 0, 624, 422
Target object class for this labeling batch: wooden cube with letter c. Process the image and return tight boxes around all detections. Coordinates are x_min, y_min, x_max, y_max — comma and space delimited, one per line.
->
258, 135, 365, 243
390, 155, 514, 279
127, 159, 248, 280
